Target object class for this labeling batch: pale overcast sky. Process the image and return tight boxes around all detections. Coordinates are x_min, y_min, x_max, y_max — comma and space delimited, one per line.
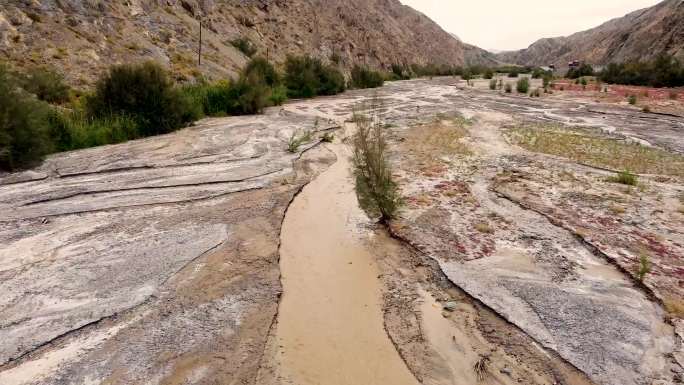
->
399, 0, 663, 51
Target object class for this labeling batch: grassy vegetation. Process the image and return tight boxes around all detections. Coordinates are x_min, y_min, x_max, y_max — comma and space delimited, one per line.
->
506, 124, 684, 176
637, 254, 651, 282
287, 129, 313, 153
351, 102, 402, 223
628, 95, 637, 105
606, 170, 638, 186
475, 222, 494, 234
350, 66, 384, 89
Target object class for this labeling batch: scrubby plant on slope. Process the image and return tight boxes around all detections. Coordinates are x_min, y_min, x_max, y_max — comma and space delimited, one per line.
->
284, 55, 345, 98
0, 65, 53, 171
86, 61, 193, 136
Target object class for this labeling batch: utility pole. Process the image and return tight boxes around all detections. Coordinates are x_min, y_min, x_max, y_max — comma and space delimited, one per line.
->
198, 15, 203, 67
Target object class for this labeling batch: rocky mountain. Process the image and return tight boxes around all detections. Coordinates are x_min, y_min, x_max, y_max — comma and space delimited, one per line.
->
0, 0, 484, 86
497, 0, 684, 67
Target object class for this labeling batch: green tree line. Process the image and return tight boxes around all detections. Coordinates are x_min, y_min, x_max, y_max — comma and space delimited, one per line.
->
0, 56, 388, 171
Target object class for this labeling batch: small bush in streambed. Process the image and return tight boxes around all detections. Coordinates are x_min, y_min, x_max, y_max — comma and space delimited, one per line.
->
505, 83, 512, 93
489, 79, 497, 90
628, 95, 638, 105
287, 129, 313, 153
321, 132, 334, 143
516, 77, 529, 94
351, 104, 402, 223
607, 170, 638, 186
637, 254, 651, 282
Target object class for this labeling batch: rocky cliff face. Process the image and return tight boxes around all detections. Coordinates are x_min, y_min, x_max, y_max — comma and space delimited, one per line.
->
0, 0, 480, 85
497, 0, 684, 67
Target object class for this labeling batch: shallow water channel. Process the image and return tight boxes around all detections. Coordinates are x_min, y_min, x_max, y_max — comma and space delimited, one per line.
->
274, 134, 418, 385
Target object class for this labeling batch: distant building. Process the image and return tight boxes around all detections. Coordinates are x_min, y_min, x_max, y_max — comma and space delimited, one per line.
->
568, 60, 581, 68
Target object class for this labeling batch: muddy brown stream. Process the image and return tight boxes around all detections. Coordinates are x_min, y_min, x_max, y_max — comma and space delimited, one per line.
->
273, 130, 418, 385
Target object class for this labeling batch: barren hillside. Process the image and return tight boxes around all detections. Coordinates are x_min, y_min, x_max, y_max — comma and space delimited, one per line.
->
497, 0, 684, 67
0, 0, 480, 86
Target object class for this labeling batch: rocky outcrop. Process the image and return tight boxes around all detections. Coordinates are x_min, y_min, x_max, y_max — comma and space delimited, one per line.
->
0, 0, 484, 85
497, 0, 684, 67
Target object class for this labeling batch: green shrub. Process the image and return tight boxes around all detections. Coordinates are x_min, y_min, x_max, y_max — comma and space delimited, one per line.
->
86, 61, 193, 136
20, 67, 70, 104
232, 70, 271, 115
483, 69, 494, 79
505, 83, 512, 93
391, 64, 411, 80
508, 70, 519, 78
230, 37, 257, 58
607, 170, 638, 186
580, 77, 588, 86
317, 65, 346, 95
243, 57, 279, 87
462, 70, 473, 86
566, 63, 594, 79
351, 65, 384, 89
532, 68, 545, 79
284, 55, 345, 98
321, 132, 334, 143
628, 95, 637, 105
352, 108, 402, 223
269, 85, 288, 106
599, 54, 684, 88
516, 77, 529, 93
489, 79, 497, 90
0, 66, 53, 170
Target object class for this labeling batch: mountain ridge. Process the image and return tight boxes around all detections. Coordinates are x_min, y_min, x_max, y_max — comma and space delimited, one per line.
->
496, 0, 684, 68
0, 0, 494, 85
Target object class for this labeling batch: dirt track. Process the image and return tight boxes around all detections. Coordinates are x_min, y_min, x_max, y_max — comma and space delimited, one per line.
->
1, 77, 683, 385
